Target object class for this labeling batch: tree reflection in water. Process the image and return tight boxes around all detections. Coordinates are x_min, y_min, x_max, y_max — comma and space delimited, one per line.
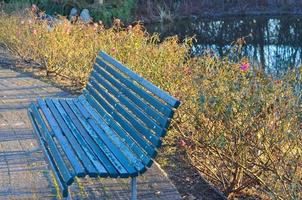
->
146, 15, 302, 77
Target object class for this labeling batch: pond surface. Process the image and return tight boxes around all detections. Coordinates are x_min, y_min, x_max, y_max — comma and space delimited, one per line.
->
146, 15, 302, 77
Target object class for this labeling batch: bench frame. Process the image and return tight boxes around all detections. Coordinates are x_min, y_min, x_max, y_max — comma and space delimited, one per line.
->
28, 51, 180, 199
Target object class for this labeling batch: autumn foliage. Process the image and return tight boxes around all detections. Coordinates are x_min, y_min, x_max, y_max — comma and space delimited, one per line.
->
0, 11, 301, 199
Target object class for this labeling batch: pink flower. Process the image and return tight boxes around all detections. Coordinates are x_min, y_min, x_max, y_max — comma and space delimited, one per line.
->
240, 63, 249, 71
21, 20, 25, 25
275, 80, 281, 84
31, 4, 38, 12
111, 48, 116, 52
93, 23, 98, 31
32, 29, 37, 35
66, 27, 71, 35
178, 139, 186, 147
127, 25, 133, 31
184, 67, 192, 75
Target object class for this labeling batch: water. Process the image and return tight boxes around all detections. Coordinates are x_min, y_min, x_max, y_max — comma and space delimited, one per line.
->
146, 15, 302, 77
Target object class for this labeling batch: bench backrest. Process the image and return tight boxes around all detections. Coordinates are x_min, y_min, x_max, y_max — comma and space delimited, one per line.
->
82, 51, 180, 161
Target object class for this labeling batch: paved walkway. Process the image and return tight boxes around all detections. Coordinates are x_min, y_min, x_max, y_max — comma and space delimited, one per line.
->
0, 49, 181, 199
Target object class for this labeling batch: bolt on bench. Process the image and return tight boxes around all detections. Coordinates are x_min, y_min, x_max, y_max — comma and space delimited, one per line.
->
27, 51, 180, 199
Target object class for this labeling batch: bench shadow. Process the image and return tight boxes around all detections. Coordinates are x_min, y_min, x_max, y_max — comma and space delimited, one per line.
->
0, 49, 82, 95
70, 173, 182, 200
0, 128, 56, 199
0, 85, 69, 111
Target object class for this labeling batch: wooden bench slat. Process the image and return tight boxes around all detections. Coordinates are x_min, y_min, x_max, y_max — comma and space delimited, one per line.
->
58, 99, 119, 177
87, 80, 162, 145
95, 59, 174, 118
28, 104, 74, 185
44, 99, 99, 176
90, 71, 166, 137
28, 108, 69, 197
92, 65, 170, 129
67, 100, 141, 176
64, 100, 120, 177
99, 51, 181, 108
60, 100, 130, 177
79, 95, 157, 159
37, 99, 85, 177
85, 85, 161, 148
74, 98, 153, 167
51, 99, 108, 176
69, 99, 146, 174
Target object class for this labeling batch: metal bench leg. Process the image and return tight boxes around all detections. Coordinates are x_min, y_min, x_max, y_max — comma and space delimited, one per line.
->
131, 177, 137, 200
66, 187, 72, 200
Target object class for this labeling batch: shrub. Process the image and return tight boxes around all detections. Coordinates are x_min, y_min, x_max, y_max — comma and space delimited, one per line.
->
0, 12, 190, 86
186, 55, 302, 199
0, 11, 301, 199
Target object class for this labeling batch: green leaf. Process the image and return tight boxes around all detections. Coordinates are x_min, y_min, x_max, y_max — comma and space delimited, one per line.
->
216, 134, 227, 149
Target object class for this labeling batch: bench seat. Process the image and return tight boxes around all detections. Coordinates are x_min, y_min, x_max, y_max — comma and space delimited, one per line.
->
28, 97, 151, 196
27, 51, 180, 198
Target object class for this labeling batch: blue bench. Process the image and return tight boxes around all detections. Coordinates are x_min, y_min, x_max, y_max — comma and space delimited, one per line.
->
27, 51, 180, 199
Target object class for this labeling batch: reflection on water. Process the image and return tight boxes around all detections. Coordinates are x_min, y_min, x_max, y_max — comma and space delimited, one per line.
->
146, 15, 302, 76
